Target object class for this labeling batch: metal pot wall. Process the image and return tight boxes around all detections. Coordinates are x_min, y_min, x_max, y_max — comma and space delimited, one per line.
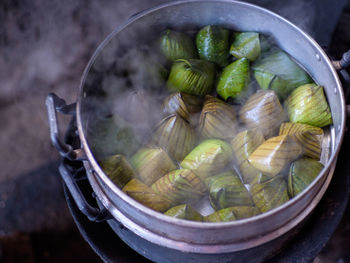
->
46, 0, 349, 259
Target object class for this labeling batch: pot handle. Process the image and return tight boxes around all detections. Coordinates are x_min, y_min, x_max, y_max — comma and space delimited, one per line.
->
59, 160, 112, 222
332, 50, 350, 116
45, 93, 86, 161
333, 49, 350, 71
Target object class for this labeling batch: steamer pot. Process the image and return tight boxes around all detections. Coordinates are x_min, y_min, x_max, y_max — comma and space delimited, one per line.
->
46, 0, 349, 259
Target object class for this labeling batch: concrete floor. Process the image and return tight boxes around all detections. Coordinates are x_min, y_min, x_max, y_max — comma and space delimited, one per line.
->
0, 0, 349, 262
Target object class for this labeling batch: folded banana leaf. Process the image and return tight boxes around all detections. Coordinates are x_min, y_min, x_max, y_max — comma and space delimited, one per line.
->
231, 129, 265, 184
239, 90, 286, 138
208, 171, 254, 210
163, 92, 203, 124
99, 154, 135, 189
88, 114, 139, 159
216, 58, 250, 100
160, 29, 198, 61
204, 207, 236, 222
151, 169, 207, 205
167, 59, 216, 97
196, 25, 230, 67
279, 122, 324, 160
164, 204, 203, 221
230, 32, 261, 61
252, 50, 312, 99
250, 174, 289, 213
199, 95, 238, 139
130, 147, 177, 186
151, 114, 197, 162
230, 206, 261, 219
249, 135, 303, 176
180, 139, 233, 180
122, 179, 171, 212
288, 157, 324, 197
285, 84, 333, 127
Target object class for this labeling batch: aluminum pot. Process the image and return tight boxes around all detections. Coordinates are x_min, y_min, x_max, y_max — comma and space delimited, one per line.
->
46, 0, 349, 260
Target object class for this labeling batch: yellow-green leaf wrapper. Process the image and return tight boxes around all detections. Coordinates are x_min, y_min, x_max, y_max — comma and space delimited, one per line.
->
180, 139, 233, 180
250, 174, 289, 213
217, 58, 250, 100
151, 115, 197, 162
130, 147, 177, 186
249, 135, 303, 176
252, 50, 312, 99
288, 157, 324, 197
99, 154, 135, 189
231, 129, 265, 184
208, 171, 254, 210
122, 179, 171, 212
164, 204, 203, 221
167, 59, 216, 97
151, 169, 206, 205
285, 84, 333, 127
239, 90, 286, 138
230, 32, 261, 61
89, 114, 139, 159
204, 207, 236, 222
199, 95, 238, 139
196, 25, 230, 67
279, 122, 323, 160
160, 29, 198, 61
230, 206, 261, 219
163, 92, 203, 123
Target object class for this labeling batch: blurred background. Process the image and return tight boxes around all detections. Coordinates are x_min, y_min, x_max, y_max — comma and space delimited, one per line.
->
0, 0, 350, 262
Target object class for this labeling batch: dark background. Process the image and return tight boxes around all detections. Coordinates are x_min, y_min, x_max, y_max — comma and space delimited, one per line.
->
0, 0, 350, 262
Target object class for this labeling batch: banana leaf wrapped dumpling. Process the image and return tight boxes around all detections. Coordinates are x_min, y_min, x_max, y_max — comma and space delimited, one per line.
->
249, 135, 303, 176
216, 58, 250, 100
288, 157, 324, 197
180, 139, 233, 181
151, 169, 207, 205
164, 204, 203, 221
130, 147, 177, 186
230, 206, 260, 219
208, 171, 254, 210
162, 92, 203, 124
199, 95, 238, 140
167, 59, 216, 97
202, 205, 260, 221
285, 84, 333, 127
279, 122, 324, 160
204, 207, 237, 222
160, 29, 198, 61
88, 114, 139, 159
196, 25, 230, 67
231, 129, 265, 184
239, 90, 286, 138
151, 114, 197, 162
250, 174, 289, 213
252, 50, 312, 99
99, 154, 135, 189
123, 179, 171, 212
230, 32, 261, 61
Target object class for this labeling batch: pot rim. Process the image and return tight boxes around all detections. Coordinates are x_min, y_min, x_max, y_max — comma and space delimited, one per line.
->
76, 0, 346, 230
